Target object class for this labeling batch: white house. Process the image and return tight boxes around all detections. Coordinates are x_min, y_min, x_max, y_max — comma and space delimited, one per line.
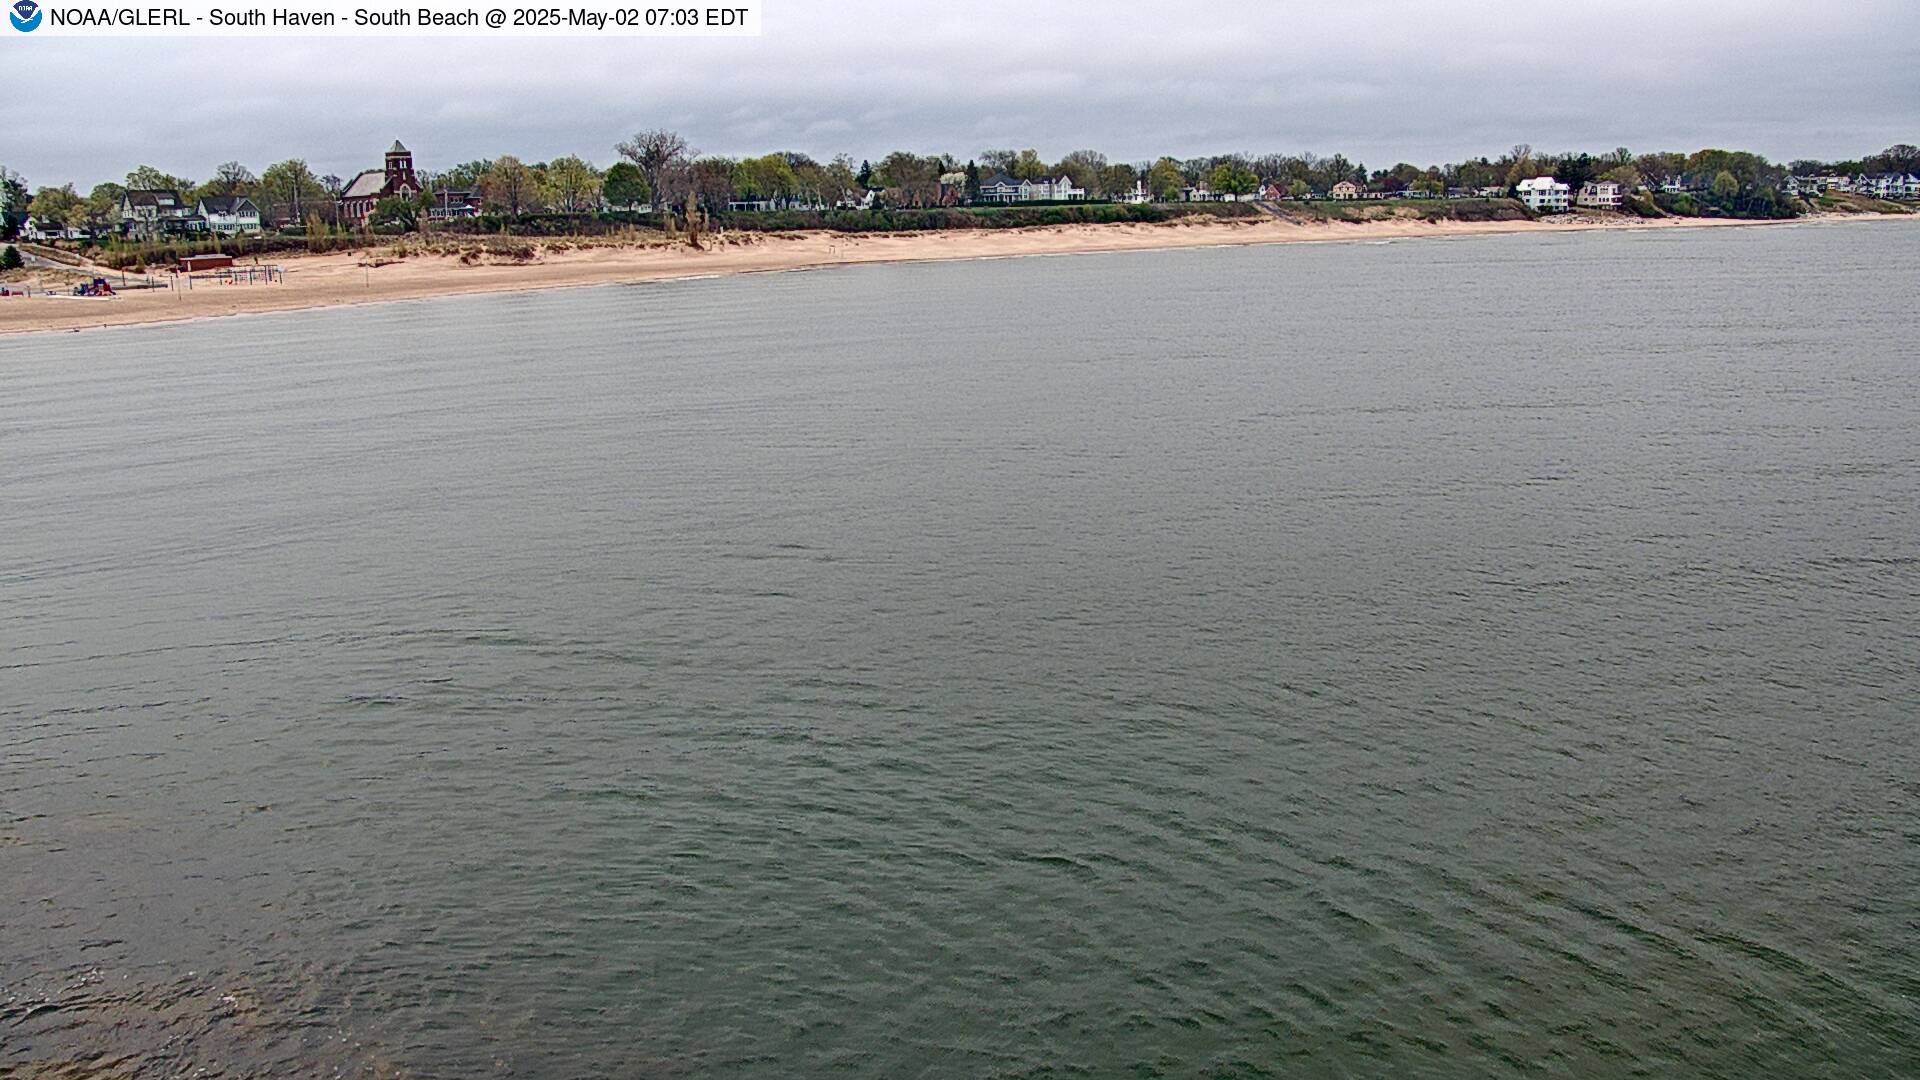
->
1032, 175, 1084, 201
1576, 180, 1623, 209
120, 189, 198, 237
1330, 180, 1361, 200
21, 217, 89, 241
1862, 173, 1919, 200
1516, 176, 1571, 212
1120, 179, 1150, 204
976, 173, 1084, 203
196, 195, 263, 235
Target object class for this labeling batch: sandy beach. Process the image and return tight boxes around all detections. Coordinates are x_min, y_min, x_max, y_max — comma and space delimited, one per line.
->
0, 212, 1902, 337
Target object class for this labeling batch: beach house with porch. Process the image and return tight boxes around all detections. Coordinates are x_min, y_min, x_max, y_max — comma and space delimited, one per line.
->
120, 189, 199, 238
196, 195, 264, 235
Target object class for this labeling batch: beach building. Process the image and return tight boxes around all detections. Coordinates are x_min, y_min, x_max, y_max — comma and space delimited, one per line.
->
427, 189, 483, 220
338, 141, 423, 227
196, 195, 263, 235
1516, 176, 1571, 212
119, 189, 198, 238
1331, 181, 1360, 200
1576, 181, 1623, 209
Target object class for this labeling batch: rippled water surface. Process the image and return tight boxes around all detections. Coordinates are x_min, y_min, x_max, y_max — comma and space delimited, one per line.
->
5, 222, 1919, 1079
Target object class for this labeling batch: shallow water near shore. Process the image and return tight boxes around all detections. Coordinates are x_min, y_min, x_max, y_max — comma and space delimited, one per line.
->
4, 223, 1918, 1078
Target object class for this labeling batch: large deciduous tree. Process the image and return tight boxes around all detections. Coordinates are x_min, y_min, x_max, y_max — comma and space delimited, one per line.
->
614, 129, 690, 211
544, 155, 603, 213
256, 160, 329, 227
125, 165, 193, 192
602, 163, 650, 210
28, 184, 82, 230
481, 156, 539, 216
1147, 157, 1184, 201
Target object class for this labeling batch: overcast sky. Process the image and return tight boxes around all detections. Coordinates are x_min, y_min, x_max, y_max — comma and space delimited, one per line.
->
5, 0, 1917, 187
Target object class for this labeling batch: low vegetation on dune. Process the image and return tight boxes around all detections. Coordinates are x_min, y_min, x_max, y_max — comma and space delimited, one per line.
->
1813, 191, 1915, 214
1262, 198, 1534, 224
713, 201, 1265, 232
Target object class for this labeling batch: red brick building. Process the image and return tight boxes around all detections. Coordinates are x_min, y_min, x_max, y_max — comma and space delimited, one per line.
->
338, 141, 421, 226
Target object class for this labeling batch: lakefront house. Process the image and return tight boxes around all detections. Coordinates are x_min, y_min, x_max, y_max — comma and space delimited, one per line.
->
1331, 180, 1361, 200
1576, 180, 1623, 209
119, 189, 199, 237
338, 141, 423, 226
1516, 176, 1571, 212
196, 195, 263, 235
976, 173, 1086, 203
1861, 172, 1920, 200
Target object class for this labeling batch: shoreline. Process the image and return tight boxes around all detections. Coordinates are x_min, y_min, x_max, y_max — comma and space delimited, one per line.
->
1, 211, 1912, 338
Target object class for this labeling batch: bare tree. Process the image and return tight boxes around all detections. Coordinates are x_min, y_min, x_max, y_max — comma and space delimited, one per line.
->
614, 129, 691, 211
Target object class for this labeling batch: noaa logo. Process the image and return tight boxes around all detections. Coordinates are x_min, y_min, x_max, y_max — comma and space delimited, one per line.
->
10, 0, 41, 30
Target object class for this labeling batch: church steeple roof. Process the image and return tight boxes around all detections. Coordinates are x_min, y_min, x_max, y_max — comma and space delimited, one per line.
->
387, 140, 409, 155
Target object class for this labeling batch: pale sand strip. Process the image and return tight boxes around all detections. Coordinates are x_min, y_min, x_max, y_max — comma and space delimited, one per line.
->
0, 213, 1900, 338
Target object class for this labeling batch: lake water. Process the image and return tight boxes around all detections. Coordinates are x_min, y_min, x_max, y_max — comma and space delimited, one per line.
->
4, 221, 1918, 1079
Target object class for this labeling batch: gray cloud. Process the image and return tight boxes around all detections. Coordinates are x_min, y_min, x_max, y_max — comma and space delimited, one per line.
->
5, 0, 1916, 187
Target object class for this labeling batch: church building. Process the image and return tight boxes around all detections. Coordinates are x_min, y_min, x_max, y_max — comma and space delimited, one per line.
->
339, 141, 422, 226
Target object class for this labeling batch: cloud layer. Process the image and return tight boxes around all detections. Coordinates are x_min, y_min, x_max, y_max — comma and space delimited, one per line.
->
6, 0, 1917, 187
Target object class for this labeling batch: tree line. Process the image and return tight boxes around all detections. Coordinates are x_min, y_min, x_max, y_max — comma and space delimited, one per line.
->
4, 138, 1914, 241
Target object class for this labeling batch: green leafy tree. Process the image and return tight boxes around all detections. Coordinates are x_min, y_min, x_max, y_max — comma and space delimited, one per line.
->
28, 184, 83, 231
1147, 157, 1185, 201
125, 165, 193, 192
480, 156, 539, 216
1207, 162, 1258, 197
84, 183, 125, 234
439, 160, 495, 190
602, 162, 650, 210
1099, 162, 1137, 199
1056, 150, 1108, 198
1710, 170, 1740, 198
1, 245, 22, 271
1010, 149, 1048, 181
734, 153, 799, 205
1554, 153, 1598, 190
544, 155, 603, 213
368, 195, 419, 231
821, 155, 861, 208
256, 160, 329, 227
195, 161, 257, 200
